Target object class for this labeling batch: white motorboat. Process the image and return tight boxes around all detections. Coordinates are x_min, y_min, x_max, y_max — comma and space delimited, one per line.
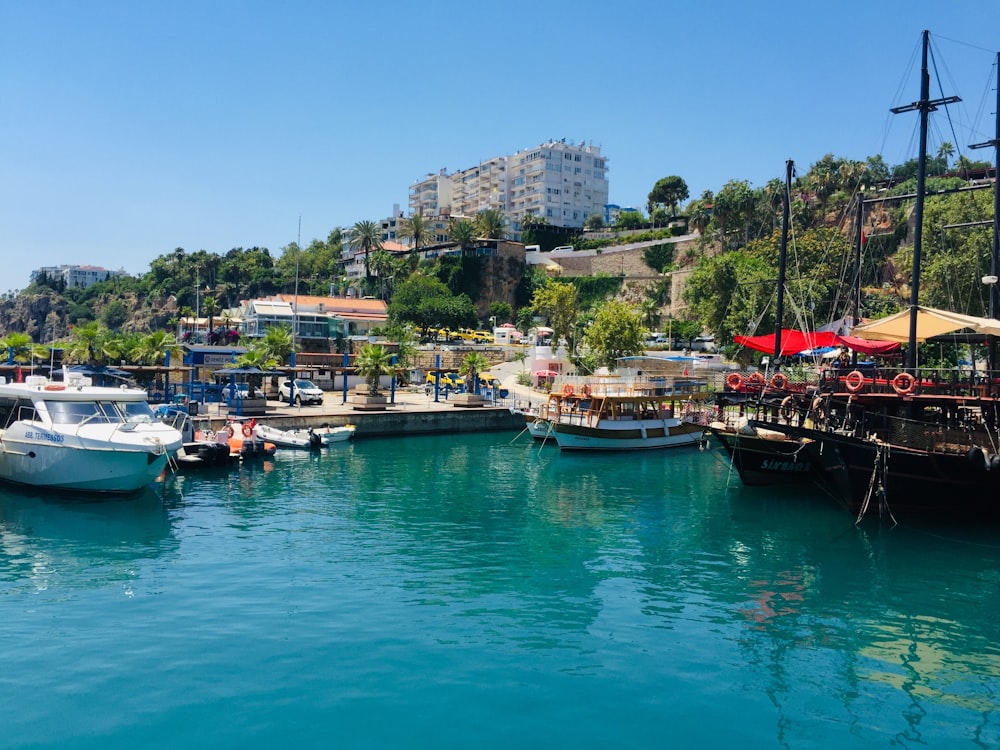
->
0, 373, 184, 493
311, 423, 355, 445
253, 422, 321, 449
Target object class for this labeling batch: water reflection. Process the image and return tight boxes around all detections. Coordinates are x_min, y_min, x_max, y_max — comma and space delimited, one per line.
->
0, 484, 178, 593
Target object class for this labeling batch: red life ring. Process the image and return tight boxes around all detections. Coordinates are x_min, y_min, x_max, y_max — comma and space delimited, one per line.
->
242, 423, 254, 438
726, 372, 745, 391
845, 370, 865, 393
747, 371, 766, 386
892, 372, 916, 396
562, 384, 575, 397
580, 384, 592, 398
769, 373, 789, 390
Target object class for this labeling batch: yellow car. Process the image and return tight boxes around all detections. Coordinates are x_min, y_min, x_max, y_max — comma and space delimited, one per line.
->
477, 373, 501, 389
426, 371, 464, 389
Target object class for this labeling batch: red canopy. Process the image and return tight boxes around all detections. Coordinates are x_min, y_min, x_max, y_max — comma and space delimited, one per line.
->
734, 329, 841, 355
734, 329, 901, 356
837, 335, 901, 356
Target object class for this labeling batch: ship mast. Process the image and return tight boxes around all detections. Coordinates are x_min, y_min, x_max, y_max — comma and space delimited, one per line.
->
891, 30, 960, 372
970, 51, 1000, 371
772, 159, 793, 368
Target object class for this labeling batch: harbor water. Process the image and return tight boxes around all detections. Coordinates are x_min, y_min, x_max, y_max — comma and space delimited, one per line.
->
2, 432, 999, 749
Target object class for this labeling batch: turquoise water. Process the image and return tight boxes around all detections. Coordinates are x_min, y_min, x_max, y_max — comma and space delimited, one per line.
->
2, 432, 1000, 749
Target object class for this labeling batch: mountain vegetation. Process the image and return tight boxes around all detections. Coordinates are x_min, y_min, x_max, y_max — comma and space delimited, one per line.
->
0, 147, 994, 372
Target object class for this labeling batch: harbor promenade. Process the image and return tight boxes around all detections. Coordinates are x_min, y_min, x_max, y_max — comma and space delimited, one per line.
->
201, 362, 534, 437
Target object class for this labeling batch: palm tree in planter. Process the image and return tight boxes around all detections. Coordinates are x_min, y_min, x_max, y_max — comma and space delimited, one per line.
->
354, 344, 394, 397
457, 351, 491, 405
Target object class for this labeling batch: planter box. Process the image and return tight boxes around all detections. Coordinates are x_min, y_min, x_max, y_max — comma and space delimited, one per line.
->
349, 392, 388, 411
451, 393, 486, 408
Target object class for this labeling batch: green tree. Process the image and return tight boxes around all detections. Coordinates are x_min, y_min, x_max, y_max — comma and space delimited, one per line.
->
531, 281, 578, 352
475, 208, 507, 239
388, 274, 477, 331
101, 299, 129, 330
349, 219, 383, 284
448, 217, 478, 255
584, 213, 605, 230
355, 343, 393, 395
398, 213, 433, 259
0, 332, 34, 363
261, 325, 296, 365
459, 351, 491, 394
488, 301, 513, 324
583, 300, 645, 368
647, 175, 689, 216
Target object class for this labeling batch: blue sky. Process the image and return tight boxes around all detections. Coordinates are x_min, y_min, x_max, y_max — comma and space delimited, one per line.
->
1, 0, 998, 293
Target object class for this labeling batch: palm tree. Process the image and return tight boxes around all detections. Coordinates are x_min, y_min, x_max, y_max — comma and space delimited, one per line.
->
459, 351, 491, 395
475, 208, 507, 240
355, 343, 393, 396
369, 249, 395, 300
0, 332, 33, 363
133, 330, 182, 366
64, 321, 108, 364
448, 217, 477, 255
349, 220, 383, 284
235, 342, 279, 398
398, 213, 432, 259
261, 325, 296, 365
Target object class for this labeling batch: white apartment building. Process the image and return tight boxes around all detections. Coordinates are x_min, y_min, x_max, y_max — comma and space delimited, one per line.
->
407, 139, 608, 239
30, 264, 127, 289
508, 140, 608, 234
409, 170, 454, 217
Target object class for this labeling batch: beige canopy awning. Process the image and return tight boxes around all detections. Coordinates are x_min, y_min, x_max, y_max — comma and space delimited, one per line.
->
851, 305, 1000, 343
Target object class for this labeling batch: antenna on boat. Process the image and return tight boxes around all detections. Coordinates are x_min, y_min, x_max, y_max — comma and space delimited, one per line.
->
969, 50, 1000, 371
890, 29, 961, 372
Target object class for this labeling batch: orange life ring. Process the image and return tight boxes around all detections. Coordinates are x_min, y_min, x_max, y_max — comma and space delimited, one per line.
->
580, 384, 592, 398
43, 384, 65, 391
845, 370, 865, 393
242, 423, 253, 438
726, 372, 745, 391
769, 373, 789, 390
747, 371, 766, 386
892, 372, 916, 396
562, 383, 574, 397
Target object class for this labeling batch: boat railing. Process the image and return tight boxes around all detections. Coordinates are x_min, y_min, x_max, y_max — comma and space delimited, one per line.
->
846, 407, 998, 454
818, 366, 1000, 398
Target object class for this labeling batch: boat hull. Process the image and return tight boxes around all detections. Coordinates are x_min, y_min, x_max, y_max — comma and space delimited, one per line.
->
552, 419, 703, 451
0, 436, 170, 493
708, 424, 835, 489
759, 422, 1000, 522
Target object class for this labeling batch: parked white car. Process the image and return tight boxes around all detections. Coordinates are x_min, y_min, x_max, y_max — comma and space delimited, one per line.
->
278, 378, 324, 405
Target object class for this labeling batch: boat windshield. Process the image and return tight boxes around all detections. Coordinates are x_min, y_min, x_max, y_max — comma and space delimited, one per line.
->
45, 399, 154, 426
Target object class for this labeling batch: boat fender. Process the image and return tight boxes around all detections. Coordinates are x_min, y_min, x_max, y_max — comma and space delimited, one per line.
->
967, 446, 987, 470
990, 454, 1000, 472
